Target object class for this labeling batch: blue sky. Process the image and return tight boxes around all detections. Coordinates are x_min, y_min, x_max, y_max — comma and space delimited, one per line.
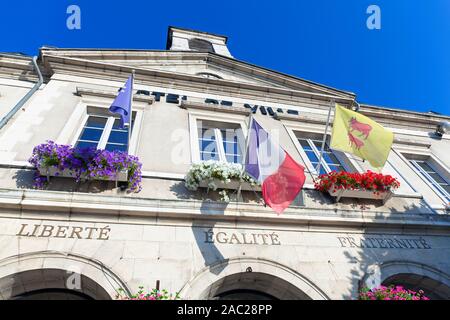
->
1, 0, 449, 115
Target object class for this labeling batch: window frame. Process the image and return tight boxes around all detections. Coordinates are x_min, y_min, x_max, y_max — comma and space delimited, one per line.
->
284, 124, 356, 175
70, 108, 142, 155
297, 137, 351, 174
196, 72, 223, 80
188, 110, 248, 164
404, 154, 450, 202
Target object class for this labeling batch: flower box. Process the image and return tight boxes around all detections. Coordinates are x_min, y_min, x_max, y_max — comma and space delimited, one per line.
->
185, 161, 260, 201
37, 165, 128, 182
314, 171, 400, 204
29, 141, 142, 192
198, 179, 261, 192
328, 183, 393, 204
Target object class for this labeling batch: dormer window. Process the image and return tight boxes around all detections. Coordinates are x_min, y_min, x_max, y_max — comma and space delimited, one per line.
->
189, 38, 215, 53
196, 72, 223, 80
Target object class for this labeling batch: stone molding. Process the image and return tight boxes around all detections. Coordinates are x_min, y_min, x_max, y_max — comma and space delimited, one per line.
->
0, 188, 448, 232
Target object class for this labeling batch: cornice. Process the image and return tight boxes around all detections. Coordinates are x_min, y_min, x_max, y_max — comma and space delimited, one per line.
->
0, 188, 448, 232
41, 54, 356, 105
39, 49, 355, 99
179, 100, 251, 115
39, 52, 448, 126
76, 87, 154, 104
0, 55, 39, 82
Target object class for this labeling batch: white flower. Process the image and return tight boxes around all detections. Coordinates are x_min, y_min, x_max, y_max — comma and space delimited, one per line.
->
184, 161, 259, 193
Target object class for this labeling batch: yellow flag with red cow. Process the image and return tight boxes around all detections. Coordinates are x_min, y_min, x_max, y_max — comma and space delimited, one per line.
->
330, 103, 394, 168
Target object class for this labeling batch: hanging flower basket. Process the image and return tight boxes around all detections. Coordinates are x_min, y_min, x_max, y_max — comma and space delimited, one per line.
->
29, 141, 142, 192
185, 161, 260, 201
314, 171, 400, 204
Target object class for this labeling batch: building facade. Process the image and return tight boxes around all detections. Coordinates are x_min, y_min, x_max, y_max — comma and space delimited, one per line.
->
0, 27, 449, 300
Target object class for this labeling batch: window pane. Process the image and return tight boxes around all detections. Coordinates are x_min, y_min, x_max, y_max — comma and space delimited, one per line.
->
323, 152, 341, 166
313, 140, 330, 151
79, 128, 103, 142
417, 161, 434, 172
318, 166, 327, 175
76, 116, 107, 149
225, 154, 241, 163
76, 141, 98, 149
200, 128, 216, 139
105, 143, 127, 152
223, 142, 238, 155
220, 128, 242, 163
427, 172, 448, 185
442, 184, 450, 194
108, 130, 129, 145
201, 151, 219, 161
328, 164, 344, 172
298, 139, 312, 151
304, 150, 319, 163
86, 116, 107, 129
112, 118, 135, 130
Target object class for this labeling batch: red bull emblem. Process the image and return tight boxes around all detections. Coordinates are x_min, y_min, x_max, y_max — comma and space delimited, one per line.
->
349, 117, 372, 139
347, 117, 372, 149
348, 132, 364, 150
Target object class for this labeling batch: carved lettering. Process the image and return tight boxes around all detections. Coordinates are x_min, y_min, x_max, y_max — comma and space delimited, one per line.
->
40, 225, 54, 238
270, 233, 281, 245
15, 223, 112, 240
203, 230, 282, 246
216, 232, 228, 244
337, 235, 432, 250
204, 229, 214, 243
70, 227, 83, 239
55, 226, 69, 238
98, 226, 111, 240
16, 224, 30, 237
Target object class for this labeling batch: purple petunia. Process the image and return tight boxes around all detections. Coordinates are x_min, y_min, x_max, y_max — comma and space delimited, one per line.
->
28, 141, 142, 192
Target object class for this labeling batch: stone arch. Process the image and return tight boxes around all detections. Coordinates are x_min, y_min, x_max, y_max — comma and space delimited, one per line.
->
179, 257, 329, 300
0, 251, 130, 300
362, 260, 450, 299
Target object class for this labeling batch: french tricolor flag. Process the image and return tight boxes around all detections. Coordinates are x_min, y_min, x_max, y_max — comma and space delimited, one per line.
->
244, 119, 306, 214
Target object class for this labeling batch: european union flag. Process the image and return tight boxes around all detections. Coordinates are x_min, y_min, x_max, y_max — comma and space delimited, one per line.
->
109, 74, 133, 129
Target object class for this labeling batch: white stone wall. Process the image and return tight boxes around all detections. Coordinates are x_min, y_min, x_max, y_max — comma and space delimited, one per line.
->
0, 213, 448, 300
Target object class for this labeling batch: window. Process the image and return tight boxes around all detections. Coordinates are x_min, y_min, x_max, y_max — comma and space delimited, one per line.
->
189, 38, 215, 53
196, 72, 223, 80
76, 112, 136, 152
407, 157, 450, 201
296, 134, 347, 175
197, 120, 244, 163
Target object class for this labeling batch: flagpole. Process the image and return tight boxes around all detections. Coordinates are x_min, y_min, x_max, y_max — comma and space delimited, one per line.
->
315, 99, 334, 176
236, 112, 254, 202
127, 70, 135, 154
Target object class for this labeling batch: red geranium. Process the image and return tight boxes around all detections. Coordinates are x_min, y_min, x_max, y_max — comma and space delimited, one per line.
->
314, 171, 400, 194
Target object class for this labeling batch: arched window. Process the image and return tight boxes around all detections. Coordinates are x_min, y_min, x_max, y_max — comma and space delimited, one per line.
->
196, 72, 223, 80
189, 38, 215, 53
